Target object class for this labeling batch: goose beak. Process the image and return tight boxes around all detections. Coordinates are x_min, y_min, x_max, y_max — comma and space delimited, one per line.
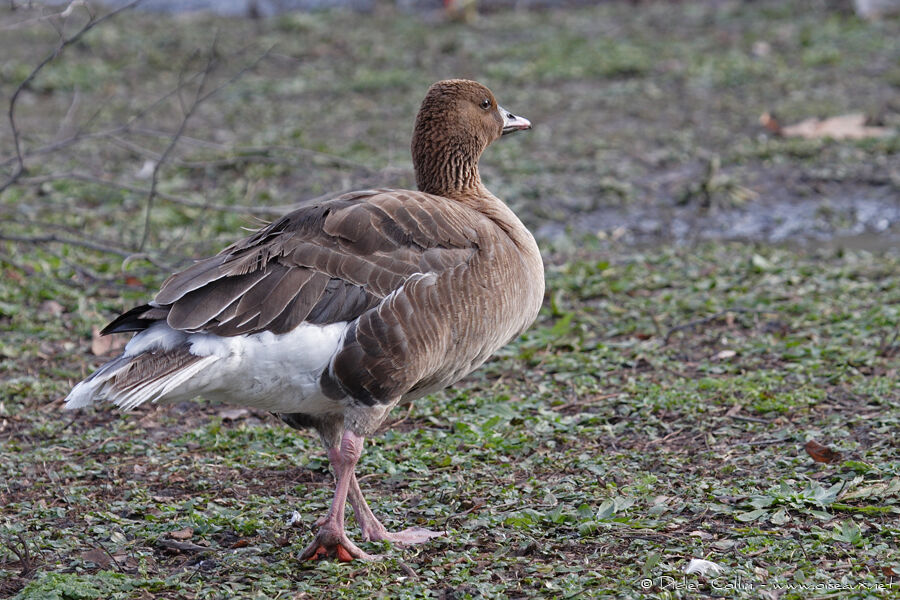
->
499, 106, 532, 135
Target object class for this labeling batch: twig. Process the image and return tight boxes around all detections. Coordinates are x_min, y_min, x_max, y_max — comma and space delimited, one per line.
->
90, 539, 124, 573
0, 233, 133, 257
442, 499, 486, 526
663, 307, 769, 344
14, 171, 287, 215
139, 40, 217, 252
397, 561, 419, 580
0, 231, 172, 271
1, 0, 142, 194
642, 427, 686, 449
138, 42, 276, 250
877, 326, 899, 358
727, 414, 771, 424
3, 533, 35, 576
0, 0, 87, 31
158, 538, 211, 553
742, 437, 790, 447
0, 70, 211, 171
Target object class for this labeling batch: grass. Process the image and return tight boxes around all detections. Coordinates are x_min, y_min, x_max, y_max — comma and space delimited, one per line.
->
2, 243, 898, 599
1, 1, 899, 598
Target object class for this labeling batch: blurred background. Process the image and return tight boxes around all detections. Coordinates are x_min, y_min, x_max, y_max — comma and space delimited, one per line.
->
2, 0, 897, 265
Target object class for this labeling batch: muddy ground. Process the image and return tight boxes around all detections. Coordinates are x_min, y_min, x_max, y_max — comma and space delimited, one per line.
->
1, 1, 898, 598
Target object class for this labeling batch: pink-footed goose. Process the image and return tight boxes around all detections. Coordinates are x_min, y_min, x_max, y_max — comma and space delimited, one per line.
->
65, 79, 544, 561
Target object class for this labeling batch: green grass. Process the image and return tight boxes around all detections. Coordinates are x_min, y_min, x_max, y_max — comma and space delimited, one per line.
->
1, 0, 899, 598
2, 243, 898, 599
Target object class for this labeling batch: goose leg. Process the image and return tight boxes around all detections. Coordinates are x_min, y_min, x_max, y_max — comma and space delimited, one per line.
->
347, 474, 444, 544
300, 430, 377, 561
310, 444, 443, 545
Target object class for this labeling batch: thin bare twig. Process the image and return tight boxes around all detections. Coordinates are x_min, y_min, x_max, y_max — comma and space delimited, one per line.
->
2, 0, 142, 194
0, 232, 173, 271
14, 171, 290, 215
139, 43, 216, 251
0, 233, 133, 257
0, 68, 213, 171
663, 306, 770, 344
90, 539, 124, 573
2, 533, 35, 576
138, 40, 276, 251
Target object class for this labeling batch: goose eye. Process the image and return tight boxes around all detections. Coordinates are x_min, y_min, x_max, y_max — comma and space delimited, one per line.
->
480, 98, 491, 110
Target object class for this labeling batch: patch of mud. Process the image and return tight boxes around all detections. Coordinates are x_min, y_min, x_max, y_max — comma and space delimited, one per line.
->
535, 164, 900, 249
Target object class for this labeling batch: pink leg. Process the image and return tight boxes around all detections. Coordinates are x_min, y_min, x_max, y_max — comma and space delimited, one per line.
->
300, 431, 377, 561
347, 475, 444, 544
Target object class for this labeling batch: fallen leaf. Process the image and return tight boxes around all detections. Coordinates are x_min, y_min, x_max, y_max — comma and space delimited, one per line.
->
230, 539, 250, 549
805, 440, 842, 464
169, 527, 193, 540
714, 349, 737, 360
762, 112, 891, 140
80, 548, 112, 567
91, 326, 127, 356
219, 408, 249, 421
40, 300, 65, 316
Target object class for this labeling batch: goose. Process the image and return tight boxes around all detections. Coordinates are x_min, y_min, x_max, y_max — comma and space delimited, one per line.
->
65, 79, 544, 561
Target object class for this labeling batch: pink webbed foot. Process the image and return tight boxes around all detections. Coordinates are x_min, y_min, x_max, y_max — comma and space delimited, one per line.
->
364, 526, 444, 545
299, 527, 380, 562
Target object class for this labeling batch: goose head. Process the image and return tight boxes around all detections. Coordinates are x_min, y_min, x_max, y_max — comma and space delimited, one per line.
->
412, 79, 531, 198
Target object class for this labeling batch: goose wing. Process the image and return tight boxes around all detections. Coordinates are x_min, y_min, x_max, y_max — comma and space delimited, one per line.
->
103, 189, 481, 337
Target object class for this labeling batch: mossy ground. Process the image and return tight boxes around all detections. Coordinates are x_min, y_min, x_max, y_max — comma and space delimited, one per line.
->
1, 1, 898, 598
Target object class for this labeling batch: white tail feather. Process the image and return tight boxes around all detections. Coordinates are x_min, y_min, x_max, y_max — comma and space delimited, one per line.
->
113, 357, 216, 411
64, 354, 218, 412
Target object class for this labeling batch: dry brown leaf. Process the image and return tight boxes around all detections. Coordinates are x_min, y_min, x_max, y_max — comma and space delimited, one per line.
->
169, 527, 194, 540
764, 112, 891, 140
725, 404, 743, 418
219, 408, 250, 421
805, 440, 842, 464
91, 326, 128, 356
40, 300, 65, 316
80, 548, 112, 567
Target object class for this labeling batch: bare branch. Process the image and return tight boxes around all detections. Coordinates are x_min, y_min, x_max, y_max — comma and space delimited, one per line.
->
138, 39, 218, 252
1, 0, 143, 194
0, 232, 173, 271
137, 40, 275, 251
0, 70, 208, 171
0, 232, 135, 257
13, 172, 287, 214
11, 169, 397, 217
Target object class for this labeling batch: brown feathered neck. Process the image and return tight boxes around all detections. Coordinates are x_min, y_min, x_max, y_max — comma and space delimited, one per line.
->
411, 80, 498, 202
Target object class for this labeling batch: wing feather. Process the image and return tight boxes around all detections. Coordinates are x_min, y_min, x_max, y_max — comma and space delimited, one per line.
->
105, 189, 482, 338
